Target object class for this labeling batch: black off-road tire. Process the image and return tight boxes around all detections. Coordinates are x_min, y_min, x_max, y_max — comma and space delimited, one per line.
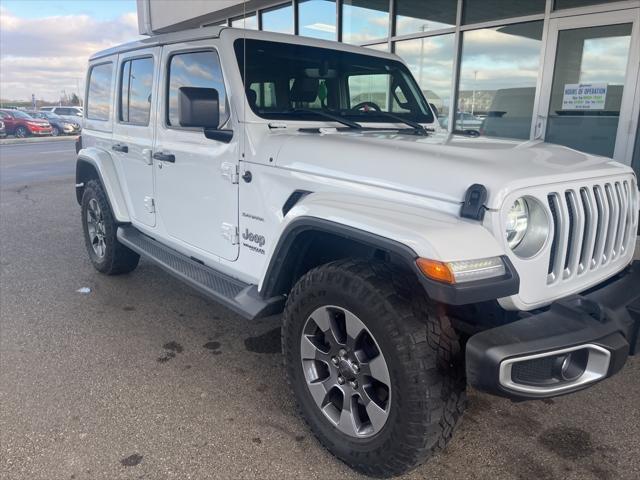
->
81, 179, 139, 275
282, 259, 466, 477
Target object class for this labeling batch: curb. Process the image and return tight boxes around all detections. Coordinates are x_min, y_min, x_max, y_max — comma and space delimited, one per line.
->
0, 135, 77, 146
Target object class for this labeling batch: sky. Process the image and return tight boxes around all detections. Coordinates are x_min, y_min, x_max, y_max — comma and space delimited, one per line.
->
0, 0, 139, 102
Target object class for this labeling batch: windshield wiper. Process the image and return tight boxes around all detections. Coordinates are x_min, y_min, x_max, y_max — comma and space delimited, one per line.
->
360, 111, 428, 136
291, 109, 362, 130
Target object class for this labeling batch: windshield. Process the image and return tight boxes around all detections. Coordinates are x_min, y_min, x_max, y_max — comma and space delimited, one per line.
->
234, 39, 434, 125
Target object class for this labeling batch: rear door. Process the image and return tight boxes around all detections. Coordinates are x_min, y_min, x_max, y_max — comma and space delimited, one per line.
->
84, 56, 117, 152
112, 48, 160, 228
153, 42, 239, 261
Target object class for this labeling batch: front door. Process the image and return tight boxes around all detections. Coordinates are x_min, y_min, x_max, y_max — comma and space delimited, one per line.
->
535, 9, 640, 163
153, 43, 239, 262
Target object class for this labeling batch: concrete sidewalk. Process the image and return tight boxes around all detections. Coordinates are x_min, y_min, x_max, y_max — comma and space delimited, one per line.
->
0, 135, 77, 146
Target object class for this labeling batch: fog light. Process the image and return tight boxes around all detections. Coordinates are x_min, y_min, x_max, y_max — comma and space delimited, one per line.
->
500, 344, 610, 395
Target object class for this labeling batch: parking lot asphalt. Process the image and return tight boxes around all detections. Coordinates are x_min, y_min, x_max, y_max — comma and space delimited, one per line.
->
1, 140, 639, 480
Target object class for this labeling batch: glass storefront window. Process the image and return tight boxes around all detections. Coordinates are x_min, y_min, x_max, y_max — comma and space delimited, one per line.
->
395, 0, 456, 36
463, 0, 545, 25
395, 34, 455, 121
342, 0, 389, 44
261, 4, 293, 34
545, 23, 632, 158
365, 43, 389, 51
298, 0, 337, 40
231, 14, 258, 30
555, 0, 620, 9
456, 21, 543, 139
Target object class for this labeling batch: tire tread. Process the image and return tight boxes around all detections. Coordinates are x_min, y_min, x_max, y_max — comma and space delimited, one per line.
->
81, 180, 139, 275
282, 259, 466, 477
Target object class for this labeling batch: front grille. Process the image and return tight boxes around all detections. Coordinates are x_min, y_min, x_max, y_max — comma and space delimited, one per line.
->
547, 179, 637, 283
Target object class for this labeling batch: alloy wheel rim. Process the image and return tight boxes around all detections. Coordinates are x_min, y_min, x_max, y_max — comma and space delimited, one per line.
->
300, 305, 391, 438
86, 198, 106, 258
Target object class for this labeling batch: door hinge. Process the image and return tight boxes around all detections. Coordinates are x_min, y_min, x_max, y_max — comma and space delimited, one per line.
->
143, 196, 155, 214
221, 223, 239, 244
142, 148, 153, 165
221, 162, 239, 184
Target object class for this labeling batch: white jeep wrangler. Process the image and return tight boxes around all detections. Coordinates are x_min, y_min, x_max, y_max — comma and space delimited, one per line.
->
76, 27, 640, 477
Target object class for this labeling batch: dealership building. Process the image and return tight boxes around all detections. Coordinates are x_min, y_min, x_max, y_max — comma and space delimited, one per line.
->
137, 0, 640, 176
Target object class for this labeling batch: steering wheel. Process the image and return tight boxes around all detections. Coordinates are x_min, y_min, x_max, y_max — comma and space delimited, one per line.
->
352, 101, 382, 112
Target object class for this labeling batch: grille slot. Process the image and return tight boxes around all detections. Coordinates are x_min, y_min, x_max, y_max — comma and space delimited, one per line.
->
547, 194, 559, 275
546, 179, 636, 285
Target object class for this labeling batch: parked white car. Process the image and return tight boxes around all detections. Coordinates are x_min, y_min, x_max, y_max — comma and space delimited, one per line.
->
40, 106, 83, 124
439, 111, 483, 135
75, 26, 640, 478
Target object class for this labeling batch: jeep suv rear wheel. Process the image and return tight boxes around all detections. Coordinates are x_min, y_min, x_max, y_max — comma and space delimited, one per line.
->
282, 260, 466, 477
81, 180, 139, 275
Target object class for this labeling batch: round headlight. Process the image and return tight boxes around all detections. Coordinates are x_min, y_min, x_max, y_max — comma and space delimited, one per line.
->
504, 196, 550, 258
505, 197, 529, 249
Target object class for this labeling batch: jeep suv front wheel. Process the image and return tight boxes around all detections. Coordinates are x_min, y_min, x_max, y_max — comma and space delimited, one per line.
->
282, 260, 466, 477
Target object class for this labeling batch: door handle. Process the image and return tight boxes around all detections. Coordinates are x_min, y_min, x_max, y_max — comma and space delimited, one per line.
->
153, 152, 175, 163
112, 143, 128, 153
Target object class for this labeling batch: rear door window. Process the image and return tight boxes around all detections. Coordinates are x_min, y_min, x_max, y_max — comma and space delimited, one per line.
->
119, 57, 154, 125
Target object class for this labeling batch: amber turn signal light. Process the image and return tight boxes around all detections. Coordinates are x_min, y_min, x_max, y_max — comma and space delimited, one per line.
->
416, 258, 455, 284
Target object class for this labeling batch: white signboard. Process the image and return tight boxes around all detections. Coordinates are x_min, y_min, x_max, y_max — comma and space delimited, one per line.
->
562, 83, 607, 110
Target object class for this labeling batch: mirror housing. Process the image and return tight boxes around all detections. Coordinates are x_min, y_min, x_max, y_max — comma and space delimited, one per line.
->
178, 86, 220, 129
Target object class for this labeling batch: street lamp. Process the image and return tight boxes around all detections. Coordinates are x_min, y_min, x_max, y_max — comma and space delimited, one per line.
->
471, 70, 478, 116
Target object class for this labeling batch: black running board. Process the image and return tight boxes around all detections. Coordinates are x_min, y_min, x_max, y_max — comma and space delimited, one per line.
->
117, 226, 285, 320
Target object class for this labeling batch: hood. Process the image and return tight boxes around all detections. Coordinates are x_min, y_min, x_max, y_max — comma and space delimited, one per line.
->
274, 130, 634, 209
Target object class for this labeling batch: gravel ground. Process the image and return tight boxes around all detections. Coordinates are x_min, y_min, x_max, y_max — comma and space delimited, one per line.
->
1, 143, 639, 480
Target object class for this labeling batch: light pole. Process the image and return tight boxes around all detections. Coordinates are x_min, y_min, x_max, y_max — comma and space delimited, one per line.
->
471, 70, 478, 116
418, 25, 426, 87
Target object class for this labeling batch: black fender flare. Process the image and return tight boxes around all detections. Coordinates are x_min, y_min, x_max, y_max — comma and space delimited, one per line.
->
259, 216, 520, 306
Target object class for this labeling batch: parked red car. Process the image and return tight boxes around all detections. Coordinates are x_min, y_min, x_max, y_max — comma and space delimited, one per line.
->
0, 109, 52, 138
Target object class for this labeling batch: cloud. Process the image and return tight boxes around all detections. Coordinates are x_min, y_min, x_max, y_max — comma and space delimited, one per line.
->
0, 7, 140, 101
303, 23, 336, 34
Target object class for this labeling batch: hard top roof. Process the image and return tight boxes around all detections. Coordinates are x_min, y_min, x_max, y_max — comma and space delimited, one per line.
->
89, 26, 398, 62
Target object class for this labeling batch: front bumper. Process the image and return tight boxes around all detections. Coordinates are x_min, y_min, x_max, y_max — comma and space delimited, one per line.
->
466, 261, 640, 400
63, 125, 81, 134
30, 128, 52, 135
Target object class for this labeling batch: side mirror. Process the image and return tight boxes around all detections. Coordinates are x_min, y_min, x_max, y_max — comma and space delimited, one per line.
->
178, 86, 220, 129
